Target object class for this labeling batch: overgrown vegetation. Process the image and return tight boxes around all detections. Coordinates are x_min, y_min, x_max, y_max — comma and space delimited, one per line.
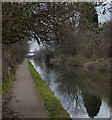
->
2, 72, 15, 94
2, 64, 18, 94
2, 41, 29, 81
28, 61, 71, 119
34, 47, 54, 65
34, 21, 111, 71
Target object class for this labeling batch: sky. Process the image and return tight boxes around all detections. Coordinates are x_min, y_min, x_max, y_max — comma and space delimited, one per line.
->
96, 1, 111, 24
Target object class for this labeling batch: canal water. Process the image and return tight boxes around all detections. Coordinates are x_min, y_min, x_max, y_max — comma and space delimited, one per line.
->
30, 59, 111, 118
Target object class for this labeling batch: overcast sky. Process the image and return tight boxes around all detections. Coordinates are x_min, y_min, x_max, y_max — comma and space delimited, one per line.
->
96, 1, 111, 24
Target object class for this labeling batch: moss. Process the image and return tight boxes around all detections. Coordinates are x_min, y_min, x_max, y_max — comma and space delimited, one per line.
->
28, 61, 71, 119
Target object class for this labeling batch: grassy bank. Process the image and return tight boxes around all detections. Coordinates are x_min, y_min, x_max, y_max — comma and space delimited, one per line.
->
28, 61, 71, 119
2, 64, 19, 94
2, 72, 15, 94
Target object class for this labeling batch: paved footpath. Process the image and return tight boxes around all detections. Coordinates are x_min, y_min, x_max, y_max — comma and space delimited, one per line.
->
9, 59, 49, 118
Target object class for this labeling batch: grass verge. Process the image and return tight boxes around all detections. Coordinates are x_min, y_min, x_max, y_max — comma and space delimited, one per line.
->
2, 64, 19, 94
2, 72, 15, 94
28, 61, 71, 119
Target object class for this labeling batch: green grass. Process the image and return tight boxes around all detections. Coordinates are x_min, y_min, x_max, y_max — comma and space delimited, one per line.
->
2, 72, 15, 94
2, 63, 19, 94
28, 61, 71, 119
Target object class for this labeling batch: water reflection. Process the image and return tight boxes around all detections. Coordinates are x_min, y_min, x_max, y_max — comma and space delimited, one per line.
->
83, 93, 101, 118
30, 59, 111, 118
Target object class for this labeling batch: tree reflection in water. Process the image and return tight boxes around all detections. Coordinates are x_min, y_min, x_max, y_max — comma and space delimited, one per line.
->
33, 59, 111, 118
83, 93, 101, 118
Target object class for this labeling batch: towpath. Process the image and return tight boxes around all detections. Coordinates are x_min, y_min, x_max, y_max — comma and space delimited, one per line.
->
9, 59, 49, 118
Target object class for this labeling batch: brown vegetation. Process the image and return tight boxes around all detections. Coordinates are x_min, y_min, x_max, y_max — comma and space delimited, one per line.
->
34, 21, 112, 72
2, 41, 29, 81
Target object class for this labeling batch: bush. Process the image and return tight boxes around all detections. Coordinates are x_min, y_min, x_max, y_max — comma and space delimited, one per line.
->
34, 48, 54, 64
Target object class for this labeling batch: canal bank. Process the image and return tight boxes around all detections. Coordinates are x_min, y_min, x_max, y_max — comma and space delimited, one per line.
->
28, 61, 71, 119
30, 58, 111, 118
